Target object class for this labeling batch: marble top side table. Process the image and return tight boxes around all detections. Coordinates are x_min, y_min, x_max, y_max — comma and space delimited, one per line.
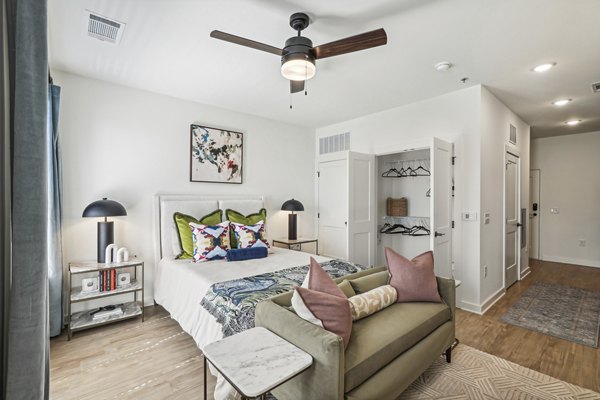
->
203, 327, 313, 399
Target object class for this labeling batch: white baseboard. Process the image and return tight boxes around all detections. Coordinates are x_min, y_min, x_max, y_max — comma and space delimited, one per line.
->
520, 266, 531, 279
458, 286, 506, 315
480, 287, 506, 314
457, 300, 483, 314
541, 255, 600, 269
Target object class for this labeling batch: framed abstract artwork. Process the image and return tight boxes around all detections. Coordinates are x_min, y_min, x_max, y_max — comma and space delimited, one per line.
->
190, 124, 243, 184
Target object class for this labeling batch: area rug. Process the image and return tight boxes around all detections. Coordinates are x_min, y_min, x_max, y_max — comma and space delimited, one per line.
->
500, 281, 600, 348
399, 344, 600, 399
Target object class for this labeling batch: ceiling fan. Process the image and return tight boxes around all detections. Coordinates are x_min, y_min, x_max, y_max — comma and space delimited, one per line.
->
210, 12, 387, 94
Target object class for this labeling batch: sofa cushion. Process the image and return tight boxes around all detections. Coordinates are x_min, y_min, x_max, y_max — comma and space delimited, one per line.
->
349, 271, 389, 294
338, 280, 356, 298
292, 258, 353, 348
386, 248, 442, 303
344, 301, 451, 392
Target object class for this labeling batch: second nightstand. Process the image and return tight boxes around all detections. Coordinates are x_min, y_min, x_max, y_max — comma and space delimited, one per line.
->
272, 238, 318, 254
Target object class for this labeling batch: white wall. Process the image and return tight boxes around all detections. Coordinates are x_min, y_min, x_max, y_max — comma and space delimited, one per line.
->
530, 131, 600, 267
315, 85, 531, 313
55, 71, 316, 305
316, 85, 483, 310
480, 87, 530, 309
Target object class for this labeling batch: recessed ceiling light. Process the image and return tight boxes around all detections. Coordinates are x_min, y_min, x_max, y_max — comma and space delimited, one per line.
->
552, 99, 572, 106
533, 63, 556, 72
434, 61, 453, 72
565, 120, 581, 126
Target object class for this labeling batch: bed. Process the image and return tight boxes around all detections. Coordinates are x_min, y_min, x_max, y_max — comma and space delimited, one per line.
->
152, 194, 366, 399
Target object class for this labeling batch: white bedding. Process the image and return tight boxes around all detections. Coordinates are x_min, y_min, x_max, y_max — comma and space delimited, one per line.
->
154, 247, 331, 350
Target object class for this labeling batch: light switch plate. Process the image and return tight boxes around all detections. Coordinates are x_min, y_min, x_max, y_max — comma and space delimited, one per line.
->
462, 212, 478, 221
550, 208, 560, 214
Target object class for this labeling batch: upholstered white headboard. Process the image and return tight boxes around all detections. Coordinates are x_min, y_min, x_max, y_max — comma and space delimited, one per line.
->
153, 194, 265, 264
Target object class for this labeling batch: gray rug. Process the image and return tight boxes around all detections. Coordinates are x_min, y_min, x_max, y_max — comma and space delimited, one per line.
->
501, 281, 600, 348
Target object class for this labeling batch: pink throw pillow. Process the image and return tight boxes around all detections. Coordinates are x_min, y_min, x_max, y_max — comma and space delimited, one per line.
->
385, 248, 442, 303
291, 258, 352, 348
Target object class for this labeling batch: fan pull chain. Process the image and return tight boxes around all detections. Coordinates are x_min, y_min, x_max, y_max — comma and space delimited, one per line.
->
290, 91, 293, 109
305, 55, 308, 96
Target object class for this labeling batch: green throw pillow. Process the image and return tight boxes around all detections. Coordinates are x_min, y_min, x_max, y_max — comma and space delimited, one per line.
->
174, 210, 222, 259
225, 208, 267, 248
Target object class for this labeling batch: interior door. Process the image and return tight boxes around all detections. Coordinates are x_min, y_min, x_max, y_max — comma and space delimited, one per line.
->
318, 156, 348, 259
431, 138, 453, 278
348, 152, 375, 266
529, 169, 541, 259
505, 152, 520, 288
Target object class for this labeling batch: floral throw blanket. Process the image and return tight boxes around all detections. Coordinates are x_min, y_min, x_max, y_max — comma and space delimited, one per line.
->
200, 259, 367, 337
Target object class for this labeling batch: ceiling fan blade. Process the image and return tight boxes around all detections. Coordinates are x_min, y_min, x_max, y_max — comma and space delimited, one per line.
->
290, 80, 305, 94
210, 30, 283, 56
312, 28, 387, 59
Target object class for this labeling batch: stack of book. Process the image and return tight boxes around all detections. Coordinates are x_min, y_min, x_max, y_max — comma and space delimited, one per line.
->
92, 306, 123, 321
98, 268, 117, 292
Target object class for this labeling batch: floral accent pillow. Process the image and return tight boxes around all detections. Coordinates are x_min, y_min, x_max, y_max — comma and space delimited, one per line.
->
231, 221, 270, 249
190, 221, 231, 262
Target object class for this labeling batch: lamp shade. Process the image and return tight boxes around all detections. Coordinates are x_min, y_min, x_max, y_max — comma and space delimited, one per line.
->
281, 199, 304, 212
82, 198, 127, 218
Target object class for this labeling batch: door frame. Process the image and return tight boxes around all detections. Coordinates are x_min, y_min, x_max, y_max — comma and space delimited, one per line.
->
529, 169, 541, 260
503, 146, 521, 289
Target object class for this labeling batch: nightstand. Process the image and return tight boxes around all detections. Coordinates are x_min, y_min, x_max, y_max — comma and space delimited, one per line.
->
67, 259, 144, 340
272, 238, 318, 254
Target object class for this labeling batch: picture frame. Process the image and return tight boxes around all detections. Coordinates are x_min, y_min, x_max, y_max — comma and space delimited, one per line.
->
189, 124, 243, 184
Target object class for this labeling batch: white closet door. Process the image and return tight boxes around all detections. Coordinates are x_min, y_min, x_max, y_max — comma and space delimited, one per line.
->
318, 157, 348, 259
431, 138, 453, 278
348, 152, 375, 266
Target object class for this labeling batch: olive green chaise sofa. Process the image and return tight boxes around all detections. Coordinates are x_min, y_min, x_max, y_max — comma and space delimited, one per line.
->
255, 266, 456, 400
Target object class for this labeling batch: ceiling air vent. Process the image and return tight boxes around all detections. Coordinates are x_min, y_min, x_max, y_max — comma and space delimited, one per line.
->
86, 11, 125, 44
319, 132, 350, 155
592, 82, 600, 93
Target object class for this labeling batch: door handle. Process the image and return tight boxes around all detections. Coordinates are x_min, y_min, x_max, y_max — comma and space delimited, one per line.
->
516, 222, 522, 227
434, 232, 445, 237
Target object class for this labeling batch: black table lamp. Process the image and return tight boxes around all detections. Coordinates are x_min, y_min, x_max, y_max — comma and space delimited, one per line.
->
281, 199, 304, 240
82, 198, 127, 263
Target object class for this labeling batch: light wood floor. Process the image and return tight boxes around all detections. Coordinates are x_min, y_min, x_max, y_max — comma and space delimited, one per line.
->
51, 259, 600, 398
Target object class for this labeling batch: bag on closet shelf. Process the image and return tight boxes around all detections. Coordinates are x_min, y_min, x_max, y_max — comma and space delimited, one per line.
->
387, 197, 407, 217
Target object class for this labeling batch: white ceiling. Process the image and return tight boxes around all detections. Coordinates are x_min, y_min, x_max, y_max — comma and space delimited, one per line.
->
49, 0, 600, 137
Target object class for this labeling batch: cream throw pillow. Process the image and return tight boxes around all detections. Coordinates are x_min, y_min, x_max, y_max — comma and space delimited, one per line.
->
348, 285, 397, 321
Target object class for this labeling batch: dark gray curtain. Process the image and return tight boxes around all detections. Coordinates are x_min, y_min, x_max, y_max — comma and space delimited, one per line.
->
4, 0, 50, 398
1, 0, 12, 396
48, 83, 62, 338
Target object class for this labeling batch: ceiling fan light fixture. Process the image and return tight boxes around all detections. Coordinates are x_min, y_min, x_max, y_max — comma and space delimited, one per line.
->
281, 53, 316, 81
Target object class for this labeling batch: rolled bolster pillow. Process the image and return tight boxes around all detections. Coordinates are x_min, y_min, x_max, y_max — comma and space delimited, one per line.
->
226, 247, 268, 262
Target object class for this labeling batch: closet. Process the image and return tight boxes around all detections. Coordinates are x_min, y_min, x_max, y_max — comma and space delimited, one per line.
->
317, 137, 453, 278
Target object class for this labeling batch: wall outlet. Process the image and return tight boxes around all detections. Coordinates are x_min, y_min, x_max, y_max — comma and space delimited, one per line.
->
483, 212, 491, 224
483, 265, 488, 278
579, 239, 586, 247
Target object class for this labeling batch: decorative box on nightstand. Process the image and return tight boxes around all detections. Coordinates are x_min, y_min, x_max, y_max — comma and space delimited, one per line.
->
67, 259, 144, 340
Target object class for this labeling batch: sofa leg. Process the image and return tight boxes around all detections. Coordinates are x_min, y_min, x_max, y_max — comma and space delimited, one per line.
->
445, 347, 452, 363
